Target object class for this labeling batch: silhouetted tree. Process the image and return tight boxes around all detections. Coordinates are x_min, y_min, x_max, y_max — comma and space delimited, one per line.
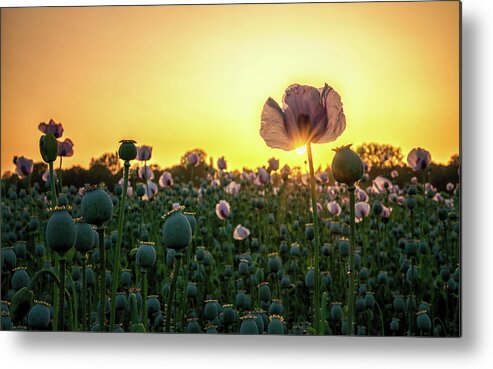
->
90, 152, 121, 174
356, 143, 404, 169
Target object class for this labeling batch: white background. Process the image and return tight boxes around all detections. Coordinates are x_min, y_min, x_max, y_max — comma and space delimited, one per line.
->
1, 0, 491, 368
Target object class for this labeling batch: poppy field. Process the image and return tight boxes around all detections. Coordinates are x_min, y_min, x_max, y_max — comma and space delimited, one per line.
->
0, 83, 461, 336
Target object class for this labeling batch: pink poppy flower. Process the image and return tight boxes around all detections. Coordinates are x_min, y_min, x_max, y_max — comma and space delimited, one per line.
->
217, 157, 227, 170
215, 200, 231, 220
187, 152, 200, 167
355, 188, 369, 202
137, 145, 152, 161
57, 138, 74, 157
233, 224, 250, 241
407, 147, 432, 172
381, 205, 392, 219
225, 181, 241, 196
143, 180, 158, 201
118, 177, 134, 197
38, 119, 64, 138
310, 202, 323, 214
260, 83, 346, 150
327, 201, 342, 216
158, 172, 173, 188
373, 176, 392, 194
267, 157, 280, 172
42, 169, 56, 183
13, 156, 34, 178
315, 171, 329, 184
355, 202, 370, 222
138, 166, 154, 181
256, 168, 270, 185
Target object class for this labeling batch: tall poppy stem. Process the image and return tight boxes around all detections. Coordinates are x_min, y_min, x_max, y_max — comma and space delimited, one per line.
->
97, 226, 106, 331
58, 257, 66, 331
347, 185, 356, 335
165, 252, 182, 332
306, 142, 321, 335
48, 161, 57, 207
109, 161, 130, 331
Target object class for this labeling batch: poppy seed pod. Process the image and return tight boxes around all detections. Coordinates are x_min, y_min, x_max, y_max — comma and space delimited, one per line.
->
240, 315, 259, 335
39, 133, 58, 163
46, 207, 76, 256
305, 268, 315, 289
118, 139, 137, 161
183, 212, 197, 236
390, 318, 400, 332
136, 242, 157, 269
416, 311, 432, 332
27, 302, 51, 330
204, 300, 219, 320
330, 302, 343, 321
258, 282, 271, 302
74, 220, 95, 253
81, 187, 114, 226
331, 145, 364, 185
11, 268, 30, 290
162, 206, 192, 250
305, 224, 314, 241
268, 315, 285, 335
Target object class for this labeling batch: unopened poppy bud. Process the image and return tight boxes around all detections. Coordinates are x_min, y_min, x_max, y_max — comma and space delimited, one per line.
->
39, 133, 58, 163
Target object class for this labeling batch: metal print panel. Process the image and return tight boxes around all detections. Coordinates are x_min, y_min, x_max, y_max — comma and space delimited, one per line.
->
0, 0, 461, 336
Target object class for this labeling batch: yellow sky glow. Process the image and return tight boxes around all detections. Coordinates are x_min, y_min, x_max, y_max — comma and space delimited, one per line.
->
1, 2, 459, 174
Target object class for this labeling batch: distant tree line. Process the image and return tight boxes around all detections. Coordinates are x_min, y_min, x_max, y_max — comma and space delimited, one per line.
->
1, 144, 460, 193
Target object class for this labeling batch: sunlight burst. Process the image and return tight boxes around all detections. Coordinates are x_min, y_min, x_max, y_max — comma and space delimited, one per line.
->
295, 145, 307, 155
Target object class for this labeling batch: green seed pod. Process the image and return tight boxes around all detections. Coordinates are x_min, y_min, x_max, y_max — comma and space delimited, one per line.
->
10, 287, 33, 323
390, 318, 399, 332
2, 248, 17, 270
186, 282, 197, 298
268, 299, 285, 316
438, 208, 449, 221
74, 220, 95, 253
183, 212, 197, 236
204, 300, 219, 320
416, 311, 432, 332
11, 268, 30, 290
136, 242, 156, 269
27, 302, 51, 330
39, 133, 58, 163
162, 206, 192, 250
222, 304, 236, 325
330, 302, 343, 321
406, 197, 417, 210
118, 139, 137, 161
81, 187, 114, 226
240, 315, 259, 334
186, 317, 201, 333
331, 144, 364, 185
115, 293, 128, 311
146, 296, 161, 314
120, 270, 132, 289
136, 185, 146, 197
305, 223, 314, 241
258, 282, 271, 302
267, 253, 281, 273
46, 207, 76, 256
305, 268, 315, 289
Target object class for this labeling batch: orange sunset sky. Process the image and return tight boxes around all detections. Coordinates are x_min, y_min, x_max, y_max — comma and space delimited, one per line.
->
1, 1, 460, 174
